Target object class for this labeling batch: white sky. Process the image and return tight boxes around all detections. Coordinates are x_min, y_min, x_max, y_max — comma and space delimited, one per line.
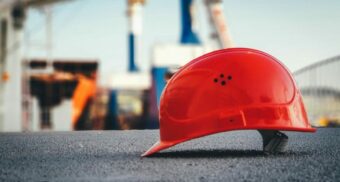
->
25, 0, 340, 81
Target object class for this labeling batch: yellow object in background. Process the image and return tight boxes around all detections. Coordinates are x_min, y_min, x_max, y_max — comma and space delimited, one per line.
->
318, 117, 329, 127
318, 117, 340, 127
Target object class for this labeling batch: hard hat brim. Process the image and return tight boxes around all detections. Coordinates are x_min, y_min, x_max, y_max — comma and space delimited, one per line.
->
141, 127, 316, 157
141, 141, 176, 157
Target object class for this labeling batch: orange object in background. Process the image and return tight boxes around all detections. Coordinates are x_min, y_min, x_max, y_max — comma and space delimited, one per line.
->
72, 75, 96, 128
2, 71, 9, 82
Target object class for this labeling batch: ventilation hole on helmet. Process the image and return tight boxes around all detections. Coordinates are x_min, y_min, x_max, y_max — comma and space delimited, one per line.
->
221, 81, 226, 86
214, 78, 218, 83
220, 74, 224, 78
228, 75, 232, 80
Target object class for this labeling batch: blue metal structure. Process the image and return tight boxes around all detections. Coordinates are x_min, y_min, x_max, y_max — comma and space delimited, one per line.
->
109, 0, 204, 129
106, 90, 119, 129
151, 0, 202, 109
180, 0, 201, 44
128, 33, 138, 72
151, 67, 168, 106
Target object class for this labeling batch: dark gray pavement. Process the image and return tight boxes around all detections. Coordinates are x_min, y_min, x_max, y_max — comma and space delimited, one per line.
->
0, 128, 339, 181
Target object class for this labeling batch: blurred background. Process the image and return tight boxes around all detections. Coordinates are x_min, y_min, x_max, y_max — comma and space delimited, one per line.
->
0, 0, 339, 132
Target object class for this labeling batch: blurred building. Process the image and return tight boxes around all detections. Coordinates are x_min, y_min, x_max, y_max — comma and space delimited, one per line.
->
294, 55, 340, 127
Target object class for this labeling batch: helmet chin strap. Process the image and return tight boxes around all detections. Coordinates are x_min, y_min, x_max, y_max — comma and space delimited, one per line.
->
258, 130, 288, 154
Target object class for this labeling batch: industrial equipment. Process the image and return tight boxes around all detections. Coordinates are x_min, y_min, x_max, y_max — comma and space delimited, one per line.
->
150, 0, 233, 107
0, 0, 234, 131
105, 0, 153, 130
28, 60, 98, 130
0, 0, 72, 131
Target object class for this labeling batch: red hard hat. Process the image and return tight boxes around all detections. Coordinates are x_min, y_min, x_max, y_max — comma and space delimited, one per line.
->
142, 48, 316, 157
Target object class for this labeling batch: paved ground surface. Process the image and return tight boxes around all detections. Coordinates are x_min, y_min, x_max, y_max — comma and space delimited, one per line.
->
0, 128, 339, 181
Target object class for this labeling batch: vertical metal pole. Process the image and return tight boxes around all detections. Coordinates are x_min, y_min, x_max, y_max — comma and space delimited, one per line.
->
22, 15, 30, 131
127, 0, 145, 72
180, 0, 201, 44
205, 0, 233, 48
0, 18, 7, 130
3, 16, 24, 131
45, 6, 53, 71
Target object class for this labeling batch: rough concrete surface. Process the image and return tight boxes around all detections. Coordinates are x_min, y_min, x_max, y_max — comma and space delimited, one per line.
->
0, 128, 339, 181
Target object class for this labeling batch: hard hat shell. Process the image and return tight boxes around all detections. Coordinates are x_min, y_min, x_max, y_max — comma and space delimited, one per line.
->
142, 48, 316, 157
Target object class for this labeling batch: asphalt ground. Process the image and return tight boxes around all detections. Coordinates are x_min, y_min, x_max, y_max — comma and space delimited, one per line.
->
0, 128, 339, 181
